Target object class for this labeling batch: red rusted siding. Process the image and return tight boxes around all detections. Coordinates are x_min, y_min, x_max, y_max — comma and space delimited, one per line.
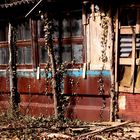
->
0, 75, 111, 122
119, 93, 140, 122
64, 76, 110, 95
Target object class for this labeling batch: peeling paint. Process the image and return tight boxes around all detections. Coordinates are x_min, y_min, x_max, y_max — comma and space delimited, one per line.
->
0, 70, 110, 78
118, 96, 126, 110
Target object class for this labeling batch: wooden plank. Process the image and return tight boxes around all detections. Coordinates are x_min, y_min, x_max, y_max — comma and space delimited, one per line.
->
136, 9, 140, 33
119, 86, 132, 93
115, 8, 119, 92
31, 19, 39, 70
91, 3, 95, 21
119, 86, 140, 94
136, 58, 140, 65
119, 58, 140, 65
119, 58, 132, 65
130, 33, 136, 93
120, 26, 136, 34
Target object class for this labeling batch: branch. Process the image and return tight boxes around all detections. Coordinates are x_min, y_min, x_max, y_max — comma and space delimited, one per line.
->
76, 121, 130, 139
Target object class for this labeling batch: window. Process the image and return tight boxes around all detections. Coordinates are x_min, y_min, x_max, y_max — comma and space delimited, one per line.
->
17, 47, 32, 64
0, 20, 32, 68
0, 9, 83, 69
37, 9, 83, 65
0, 23, 9, 66
16, 20, 32, 66
116, 7, 140, 93
61, 10, 83, 63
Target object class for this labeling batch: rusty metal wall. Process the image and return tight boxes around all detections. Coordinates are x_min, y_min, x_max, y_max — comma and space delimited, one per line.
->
118, 93, 140, 122
0, 70, 111, 122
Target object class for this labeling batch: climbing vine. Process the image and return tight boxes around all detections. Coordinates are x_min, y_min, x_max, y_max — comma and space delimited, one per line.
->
8, 23, 20, 117
43, 13, 73, 119
98, 12, 109, 120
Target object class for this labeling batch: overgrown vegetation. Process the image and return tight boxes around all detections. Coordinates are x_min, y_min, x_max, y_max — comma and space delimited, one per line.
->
0, 112, 140, 140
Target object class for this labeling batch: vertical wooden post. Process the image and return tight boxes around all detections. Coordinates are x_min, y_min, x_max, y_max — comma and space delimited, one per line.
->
130, 31, 136, 93
82, 0, 88, 63
31, 19, 39, 72
115, 8, 119, 93
8, 22, 19, 116
114, 8, 119, 121
109, 8, 115, 121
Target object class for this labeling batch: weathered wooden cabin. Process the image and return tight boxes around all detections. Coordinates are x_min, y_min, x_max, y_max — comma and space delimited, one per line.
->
0, 0, 140, 122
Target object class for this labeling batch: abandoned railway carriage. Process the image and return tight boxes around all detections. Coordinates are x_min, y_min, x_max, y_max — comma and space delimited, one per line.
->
0, 0, 140, 122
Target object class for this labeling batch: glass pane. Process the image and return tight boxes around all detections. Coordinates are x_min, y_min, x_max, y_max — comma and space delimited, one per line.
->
54, 45, 59, 61
71, 18, 82, 37
0, 48, 9, 64
22, 22, 31, 39
62, 45, 71, 62
62, 18, 70, 38
120, 9, 137, 26
0, 48, 3, 64
38, 20, 44, 38
72, 44, 83, 62
4, 48, 9, 64
17, 48, 24, 64
0, 24, 8, 41
17, 21, 31, 40
120, 35, 132, 58
25, 47, 32, 64
0, 48, 4, 64
53, 19, 59, 38
17, 24, 22, 40
39, 46, 48, 63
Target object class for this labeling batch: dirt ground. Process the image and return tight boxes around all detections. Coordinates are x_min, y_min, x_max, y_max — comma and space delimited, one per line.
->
0, 113, 140, 140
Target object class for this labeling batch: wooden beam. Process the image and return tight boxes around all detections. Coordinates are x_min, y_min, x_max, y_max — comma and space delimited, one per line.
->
120, 26, 136, 34
130, 32, 136, 93
115, 8, 119, 92
136, 9, 140, 33
31, 19, 39, 71
119, 58, 132, 65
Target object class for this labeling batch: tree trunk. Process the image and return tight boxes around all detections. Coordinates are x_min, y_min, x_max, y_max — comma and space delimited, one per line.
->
44, 14, 58, 118
8, 23, 19, 117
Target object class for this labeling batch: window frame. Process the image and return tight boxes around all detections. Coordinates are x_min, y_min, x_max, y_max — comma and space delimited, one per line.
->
115, 6, 140, 93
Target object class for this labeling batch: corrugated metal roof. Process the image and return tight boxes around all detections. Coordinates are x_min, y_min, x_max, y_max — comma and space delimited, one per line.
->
0, 0, 38, 8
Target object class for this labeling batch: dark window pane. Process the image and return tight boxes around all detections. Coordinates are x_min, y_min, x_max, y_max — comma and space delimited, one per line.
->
17, 48, 24, 64
72, 44, 83, 62
4, 48, 9, 64
62, 18, 70, 38
53, 19, 59, 38
0, 24, 8, 41
23, 22, 31, 39
38, 20, 45, 38
25, 47, 32, 64
0, 48, 9, 64
62, 45, 71, 62
39, 46, 48, 63
120, 9, 137, 26
17, 21, 31, 40
54, 45, 59, 61
71, 18, 82, 37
